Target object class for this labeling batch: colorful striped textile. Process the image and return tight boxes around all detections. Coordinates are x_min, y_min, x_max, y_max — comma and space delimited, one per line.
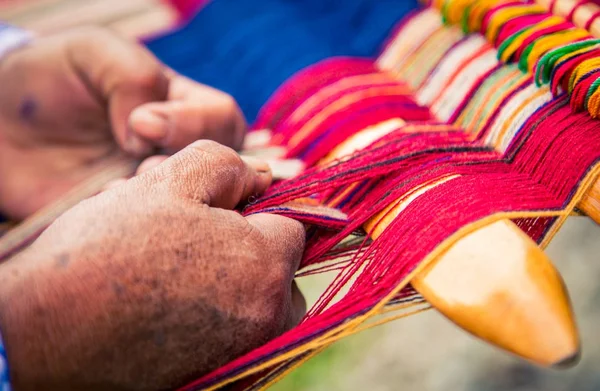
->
2, 1, 600, 390
177, 2, 600, 389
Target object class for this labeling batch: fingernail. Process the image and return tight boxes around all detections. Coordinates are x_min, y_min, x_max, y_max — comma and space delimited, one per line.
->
126, 131, 153, 156
129, 108, 169, 140
240, 155, 271, 174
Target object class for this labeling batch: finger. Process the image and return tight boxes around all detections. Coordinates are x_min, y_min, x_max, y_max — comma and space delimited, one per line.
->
136, 155, 168, 176
290, 281, 307, 327
129, 79, 246, 152
245, 213, 306, 278
66, 28, 169, 156
154, 140, 272, 209
101, 178, 128, 192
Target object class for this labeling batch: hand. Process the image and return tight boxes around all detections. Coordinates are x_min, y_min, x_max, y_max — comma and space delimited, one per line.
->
0, 140, 306, 390
0, 27, 246, 221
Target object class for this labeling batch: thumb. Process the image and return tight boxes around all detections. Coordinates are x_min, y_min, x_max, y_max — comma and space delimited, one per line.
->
67, 28, 169, 156
128, 79, 246, 152
153, 140, 273, 209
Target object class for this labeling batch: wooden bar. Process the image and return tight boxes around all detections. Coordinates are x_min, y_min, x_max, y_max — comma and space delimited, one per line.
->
322, 121, 580, 367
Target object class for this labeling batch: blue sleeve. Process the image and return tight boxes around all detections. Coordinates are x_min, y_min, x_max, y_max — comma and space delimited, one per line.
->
0, 22, 33, 59
0, 333, 10, 391
0, 23, 31, 390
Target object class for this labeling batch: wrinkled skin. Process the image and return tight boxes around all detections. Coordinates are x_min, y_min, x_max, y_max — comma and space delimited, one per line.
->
0, 28, 306, 390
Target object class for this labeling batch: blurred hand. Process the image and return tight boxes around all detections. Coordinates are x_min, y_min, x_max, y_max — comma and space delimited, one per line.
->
0, 27, 246, 221
0, 140, 306, 390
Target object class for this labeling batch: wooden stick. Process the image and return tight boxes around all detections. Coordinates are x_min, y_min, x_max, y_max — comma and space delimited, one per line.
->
323, 121, 581, 367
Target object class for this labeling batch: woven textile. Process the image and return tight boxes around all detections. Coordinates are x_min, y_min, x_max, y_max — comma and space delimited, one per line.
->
175, 2, 600, 389
2, 1, 600, 390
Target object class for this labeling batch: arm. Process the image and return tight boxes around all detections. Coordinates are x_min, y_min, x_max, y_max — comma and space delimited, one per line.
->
0, 25, 305, 390
0, 141, 305, 390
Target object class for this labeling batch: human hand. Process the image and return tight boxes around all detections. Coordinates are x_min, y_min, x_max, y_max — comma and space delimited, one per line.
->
0, 27, 246, 221
0, 140, 306, 390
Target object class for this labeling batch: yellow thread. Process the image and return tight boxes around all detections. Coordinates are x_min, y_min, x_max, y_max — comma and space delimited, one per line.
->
207, 208, 573, 390
206, 5, 600, 387
260, 301, 429, 389
445, 0, 477, 25
500, 16, 564, 62
589, 88, 600, 117
288, 73, 400, 124
288, 86, 413, 148
394, 26, 462, 86
379, 10, 446, 73
469, 0, 510, 32
527, 29, 590, 71
540, 163, 600, 248
486, 5, 548, 43
552, 43, 600, 71
492, 87, 550, 149
259, 348, 327, 390
569, 57, 600, 92
462, 69, 524, 132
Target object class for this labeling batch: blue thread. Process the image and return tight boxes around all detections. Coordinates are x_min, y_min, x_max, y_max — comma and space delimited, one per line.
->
145, 0, 419, 122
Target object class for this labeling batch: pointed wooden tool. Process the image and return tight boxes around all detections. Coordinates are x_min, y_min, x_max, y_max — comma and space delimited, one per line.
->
365, 208, 580, 367
319, 120, 581, 367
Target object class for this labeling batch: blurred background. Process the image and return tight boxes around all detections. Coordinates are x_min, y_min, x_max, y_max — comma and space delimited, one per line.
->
2, 1, 599, 390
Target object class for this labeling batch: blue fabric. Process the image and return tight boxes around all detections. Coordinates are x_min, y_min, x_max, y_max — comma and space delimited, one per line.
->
145, 0, 419, 123
0, 332, 10, 391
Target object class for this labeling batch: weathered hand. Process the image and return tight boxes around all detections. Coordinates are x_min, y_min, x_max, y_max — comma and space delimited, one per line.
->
0, 27, 246, 220
0, 140, 306, 390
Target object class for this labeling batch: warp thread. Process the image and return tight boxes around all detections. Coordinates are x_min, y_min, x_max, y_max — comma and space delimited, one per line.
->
430, 0, 600, 117
179, 4, 600, 389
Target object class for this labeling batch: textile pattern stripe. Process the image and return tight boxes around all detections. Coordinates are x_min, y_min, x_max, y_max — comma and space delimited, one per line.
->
181, 3, 600, 390
2, 1, 600, 390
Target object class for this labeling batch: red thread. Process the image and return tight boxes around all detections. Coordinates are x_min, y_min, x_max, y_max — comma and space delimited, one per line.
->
180, 54, 600, 390
566, 0, 589, 22
585, 10, 600, 30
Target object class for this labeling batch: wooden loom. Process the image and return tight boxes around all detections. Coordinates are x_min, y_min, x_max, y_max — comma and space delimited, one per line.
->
308, 0, 600, 368
2, 0, 600, 389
